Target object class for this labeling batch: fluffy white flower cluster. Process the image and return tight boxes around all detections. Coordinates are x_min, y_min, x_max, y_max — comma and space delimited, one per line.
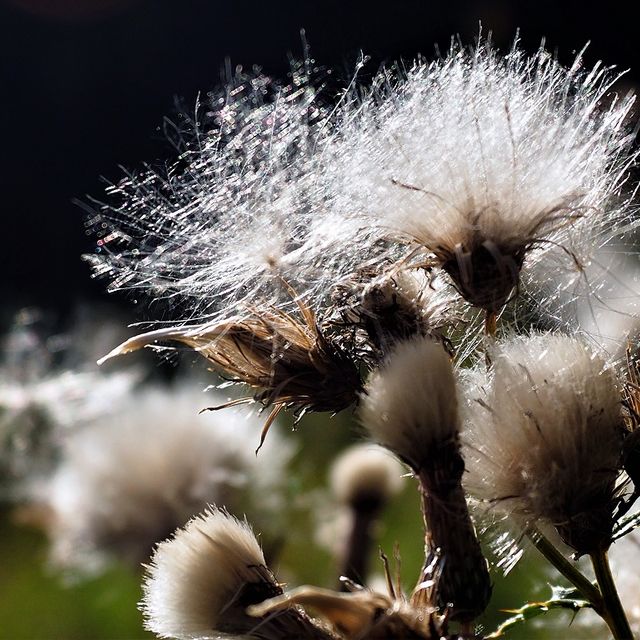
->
87, 37, 640, 640
32, 385, 292, 575
90, 41, 637, 336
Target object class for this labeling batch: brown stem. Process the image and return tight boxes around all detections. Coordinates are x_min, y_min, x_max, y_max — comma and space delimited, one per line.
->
411, 452, 492, 624
339, 497, 382, 590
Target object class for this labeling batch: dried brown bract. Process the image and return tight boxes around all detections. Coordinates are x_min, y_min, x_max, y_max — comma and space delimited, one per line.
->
622, 347, 640, 500
249, 584, 442, 639
99, 298, 362, 446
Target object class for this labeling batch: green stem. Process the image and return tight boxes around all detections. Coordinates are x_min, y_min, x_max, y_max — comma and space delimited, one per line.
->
591, 548, 633, 640
526, 528, 603, 612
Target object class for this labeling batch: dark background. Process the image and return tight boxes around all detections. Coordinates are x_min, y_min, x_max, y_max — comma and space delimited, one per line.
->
1, 0, 637, 325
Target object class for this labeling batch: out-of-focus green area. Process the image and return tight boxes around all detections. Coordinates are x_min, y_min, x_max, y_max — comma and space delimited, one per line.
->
0, 411, 595, 640
0, 508, 150, 640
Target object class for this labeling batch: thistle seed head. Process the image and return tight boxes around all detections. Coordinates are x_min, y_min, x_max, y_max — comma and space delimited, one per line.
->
330, 443, 404, 509
141, 507, 335, 640
322, 39, 638, 320
463, 333, 626, 555
34, 386, 291, 574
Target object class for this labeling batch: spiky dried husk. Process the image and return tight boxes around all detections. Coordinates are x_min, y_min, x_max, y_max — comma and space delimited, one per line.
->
622, 349, 640, 496
100, 302, 362, 426
248, 585, 444, 639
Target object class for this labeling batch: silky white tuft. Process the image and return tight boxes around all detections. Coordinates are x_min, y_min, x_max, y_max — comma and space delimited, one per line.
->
462, 333, 625, 554
85, 67, 342, 326
141, 507, 270, 639
321, 40, 638, 316
359, 335, 458, 470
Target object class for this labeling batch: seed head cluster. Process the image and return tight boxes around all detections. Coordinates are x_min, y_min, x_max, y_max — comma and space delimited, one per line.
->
73, 36, 640, 640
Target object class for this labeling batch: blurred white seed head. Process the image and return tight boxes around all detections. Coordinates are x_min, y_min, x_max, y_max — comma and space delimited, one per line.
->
36, 385, 291, 574
463, 333, 625, 554
318, 443, 405, 572
141, 507, 274, 639
323, 40, 638, 316
359, 335, 458, 470
330, 443, 404, 507
0, 313, 138, 500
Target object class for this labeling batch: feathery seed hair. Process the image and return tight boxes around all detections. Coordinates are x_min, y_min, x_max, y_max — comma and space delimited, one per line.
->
463, 333, 626, 555
320, 39, 638, 321
85, 65, 340, 324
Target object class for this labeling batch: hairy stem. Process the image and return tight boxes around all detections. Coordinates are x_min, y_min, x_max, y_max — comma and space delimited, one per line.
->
526, 527, 603, 611
412, 454, 492, 624
591, 548, 633, 640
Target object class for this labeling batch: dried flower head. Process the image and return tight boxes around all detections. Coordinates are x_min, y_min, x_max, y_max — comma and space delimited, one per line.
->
35, 386, 291, 574
327, 265, 457, 365
463, 333, 626, 556
142, 507, 336, 639
99, 296, 362, 445
322, 40, 638, 320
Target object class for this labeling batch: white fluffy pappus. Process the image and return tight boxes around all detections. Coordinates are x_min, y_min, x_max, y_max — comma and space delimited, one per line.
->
37, 385, 292, 574
322, 39, 638, 317
142, 507, 336, 640
462, 333, 625, 555
141, 507, 271, 639
359, 335, 459, 470
85, 66, 342, 325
